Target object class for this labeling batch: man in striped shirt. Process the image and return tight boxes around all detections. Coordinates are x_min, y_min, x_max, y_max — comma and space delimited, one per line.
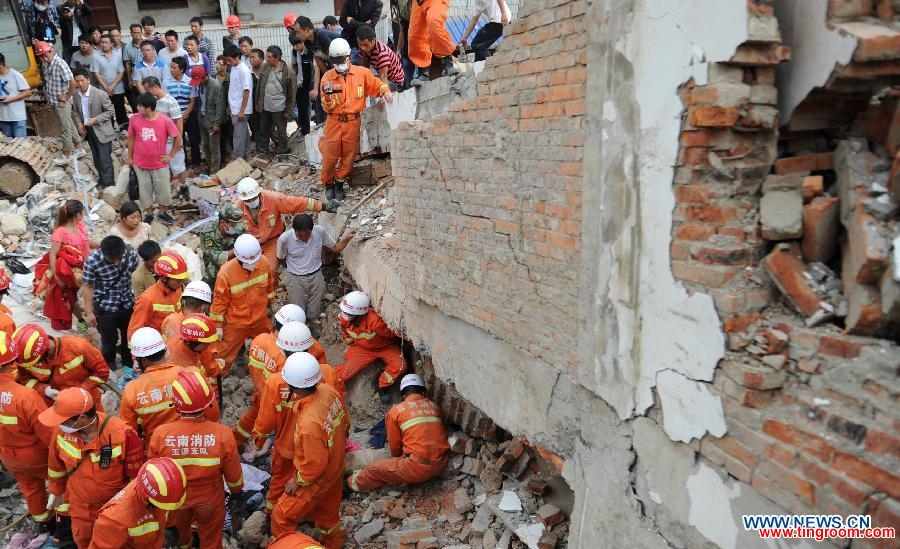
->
356, 25, 405, 91
167, 57, 201, 171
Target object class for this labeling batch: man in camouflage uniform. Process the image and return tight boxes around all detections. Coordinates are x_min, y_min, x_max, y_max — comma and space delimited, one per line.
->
199, 200, 247, 285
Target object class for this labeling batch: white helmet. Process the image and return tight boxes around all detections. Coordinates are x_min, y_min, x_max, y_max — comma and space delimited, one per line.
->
234, 234, 262, 264
275, 304, 306, 325
182, 280, 212, 303
339, 291, 370, 315
276, 321, 314, 353
281, 352, 322, 389
130, 327, 167, 357
400, 373, 426, 392
328, 38, 351, 59
236, 177, 262, 201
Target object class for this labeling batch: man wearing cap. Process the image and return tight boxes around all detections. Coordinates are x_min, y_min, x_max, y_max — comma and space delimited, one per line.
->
348, 373, 449, 492
40, 387, 141, 548
198, 200, 246, 286
35, 41, 80, 163
190, 65, 225, 173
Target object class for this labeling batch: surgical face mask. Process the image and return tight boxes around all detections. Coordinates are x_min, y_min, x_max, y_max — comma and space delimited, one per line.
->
241, 259, 259, 271
244, 197, 260, 209
35, 2, 47, 11
59, 415, 96, 434
336, 63, 350, 74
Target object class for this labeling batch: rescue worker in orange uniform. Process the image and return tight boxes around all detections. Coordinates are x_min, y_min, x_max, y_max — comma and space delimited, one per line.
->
318, 38, 393, 202
268, 532, 324, 548
0, 330, 55, 531
210, 234, 276, 375
407, 0, 460, 87
251, 347, 345, 514
234, 306, 325, 447
235, 177, 332, 269
348, 373, 449, 492
270, 354, 348, 547
40, 387, 143, 548
148, 370, 243, 549
120, 327, 194, 445
165, 313, 223, 420
0, 268, 17, 336
126, 251, 189, 342
88, 457, 187, 549
159, 280, 212, 341
335, 291, 407, 400
14, 324, 110, 408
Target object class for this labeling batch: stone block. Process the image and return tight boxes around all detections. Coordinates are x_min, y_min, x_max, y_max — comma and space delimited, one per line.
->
453, 487, 473, 513
880, 267, 900, 322
845, 282, 884, 335
350, 162, 374, 187
801, 196, 840, 263
354, 518, 385, 544
834, 139, 876, 229
763, 248, 828, 316
188, 183, 222, 205
761, 177, 803, 240
536, 503, 563, 527
801, 175, 824, 201
0, 213, 27, 236
846, 203, 890, 285
214, 158, 253, 187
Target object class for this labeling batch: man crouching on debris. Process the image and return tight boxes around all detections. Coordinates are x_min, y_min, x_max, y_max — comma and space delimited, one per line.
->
347, 373, 449, 492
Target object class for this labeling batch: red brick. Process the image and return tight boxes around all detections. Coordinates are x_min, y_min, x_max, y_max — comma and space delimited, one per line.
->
829, 0, 874, 19
764, 443, 797, 467
853, 32, 900, 62
761, 420, 837, 463
845, 281, 884, 336
801, 175, 825, 201
762, 248, 828, 316
671, 262, 738, 287
679, 147, 709, 166
774, 152, 834, 174
708, 435, 759, 468
720, 360, 787, 390
676, 224, 716, 241
730, 43, 792, 66
846, 203, 891, 285
685, 205, 745, 224
679, 130, 713, 147
868, 497, 900, 542
832, 451, 900, 499
723, 313, 764, 333
675, 185, 714, 203
817, 335, 863, 358
796, 455, 870, 507
864, 429, 900, 459
754, 460, 817, 507
801, 196, 840, 263
689, 107, 741, 127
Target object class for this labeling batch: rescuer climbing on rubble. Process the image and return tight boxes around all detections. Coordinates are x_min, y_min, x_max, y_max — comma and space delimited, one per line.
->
13, 323, 110, 409
159, 279, 212, 341
318, 37, 393, 202
148, 370, 243, 548
40, 387, 143, 548
232, 304, 318, 447
164, 313, 223, 420
0, 331, 54, 533
347, 373, 450, 492
210, 234, 276, 376
335, 290, 407, 402
88, 457, 186, 549
125, 250, 188, 342
269, 353, 348, 547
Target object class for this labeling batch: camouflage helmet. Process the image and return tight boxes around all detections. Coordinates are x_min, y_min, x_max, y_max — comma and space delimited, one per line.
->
218, 200, 244, 223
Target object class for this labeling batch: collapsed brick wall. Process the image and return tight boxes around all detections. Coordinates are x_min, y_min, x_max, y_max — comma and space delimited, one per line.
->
391, 0, 586, 374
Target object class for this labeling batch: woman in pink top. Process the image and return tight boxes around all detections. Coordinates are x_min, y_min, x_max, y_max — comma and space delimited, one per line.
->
50, 200, 100, 331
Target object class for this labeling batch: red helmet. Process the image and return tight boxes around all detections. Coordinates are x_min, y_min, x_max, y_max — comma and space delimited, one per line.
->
0, 268, 10, 291
180, 313, 218, 344
136, 458, 187, 511
226, 15, 241, 29
33, 41, 53, 56
283, 12, 298, 28
154, 251, 189, 280
0, 331, 16, 367
171, 369, 215, 414
13, 324, 48, 368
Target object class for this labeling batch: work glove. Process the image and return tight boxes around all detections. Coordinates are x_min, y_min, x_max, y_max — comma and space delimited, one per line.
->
44, 387, 60, 400
216, 326, 224, 339
46, 493, 62, 510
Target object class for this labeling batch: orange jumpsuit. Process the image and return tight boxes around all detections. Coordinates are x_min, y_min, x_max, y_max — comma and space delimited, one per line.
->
164, 337, 222, 420
240, 190, 323, 268
319, 66, 388, 188
88, 483, 167, 549
148, 417, 243, 548
0, 303, 16, 336
119, 362, 182, 443
408, 0, 455, 69
0, 372, 53, 524
349, 393, 449, 491
252, 364, 344, 513
48, 413, 135, 548
126, 280, 182, 343
159, 311, 184, 342
268, 532, 324, 548
209, 258, 275, 376
337, 310, 407, 388
17, 335, 110, 408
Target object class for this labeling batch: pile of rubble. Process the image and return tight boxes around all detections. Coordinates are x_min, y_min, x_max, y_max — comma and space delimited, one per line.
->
760, 138, 900, 338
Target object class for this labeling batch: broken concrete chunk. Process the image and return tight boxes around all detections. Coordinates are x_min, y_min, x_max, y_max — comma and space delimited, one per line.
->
354, 518, 385, 544
513, 522, 545, 549
761, 176, 803, 241
471, 504, 494, 533
0, 213, 27, 236
846, 203, 891, 285
498, 491, 522, 512
763, 247, 830, 317
862, 193, 899, 221
835, 139, 878, 229
454, 487, 473, 514
536, 503, 563, 527
801, 196, 840, 263
880, 267, 900, 323
214, 158, 253, 187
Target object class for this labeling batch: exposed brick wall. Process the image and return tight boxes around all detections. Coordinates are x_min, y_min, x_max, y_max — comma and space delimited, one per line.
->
391, 0, 587, 374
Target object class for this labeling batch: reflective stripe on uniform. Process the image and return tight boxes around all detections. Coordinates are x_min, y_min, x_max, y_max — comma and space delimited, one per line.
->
174, 457, 221, 467
382, 372, 394, 384
345, 330, 376, 340
248, 356, 266, 370
58, 355, 84, 374
399, 416, 441, 432
209, 312, 224, 322
48, 468, 67, 479
152, 304, 176, 313
90, 445, 122, 462
295, 470, 311, 486
128, 521, 160, 537
56, 502, 70, 513
135, 401, 173, 415
348, 471, 360, 492
267, 292, 276, 299
88, 376, 106, 384
230, 273, 268, 294
234, 423, 251, 438
25, 379, 38, 388
56, 435, 82, 459
25, 365, 52, 376
0, 414, 18, 424
32, 510, 51, 522
226, 474, 244, 489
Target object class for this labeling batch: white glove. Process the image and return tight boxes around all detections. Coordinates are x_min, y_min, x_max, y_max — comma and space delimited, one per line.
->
216, 327, 224, 339
46, 493, 61, 510
44, 387, 60, 400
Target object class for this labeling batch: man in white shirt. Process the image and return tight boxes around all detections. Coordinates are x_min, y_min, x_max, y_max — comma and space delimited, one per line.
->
0, 53, 32, 137
223, 44, 252, 160
277, 214, 354, 328
459, 0, 511, 61
94, 34, 126, 126
158, 30, 187, 83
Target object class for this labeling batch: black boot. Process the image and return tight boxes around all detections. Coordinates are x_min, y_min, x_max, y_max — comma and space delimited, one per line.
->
334, 179, 346, 201
324, 184, 336, 201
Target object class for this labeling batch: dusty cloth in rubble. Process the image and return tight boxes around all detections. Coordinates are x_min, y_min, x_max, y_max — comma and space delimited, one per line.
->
33, 244, 84, 330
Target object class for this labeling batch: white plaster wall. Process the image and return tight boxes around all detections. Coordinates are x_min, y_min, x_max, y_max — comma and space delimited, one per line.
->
114, 0, 212, 29
113, 0, 334, 30
774, 0, 857, 124
238, 0, 335, 25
